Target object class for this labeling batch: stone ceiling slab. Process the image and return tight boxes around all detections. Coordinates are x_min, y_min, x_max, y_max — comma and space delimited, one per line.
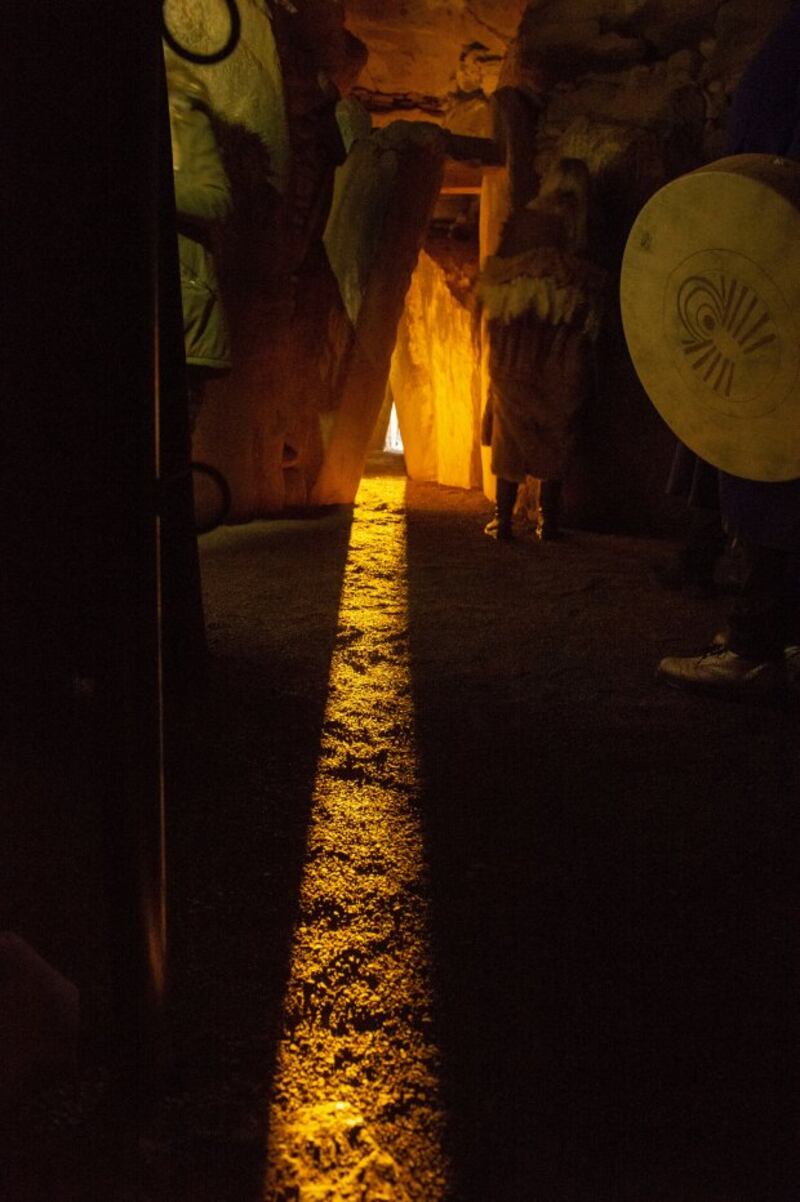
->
345, 1, 527, 98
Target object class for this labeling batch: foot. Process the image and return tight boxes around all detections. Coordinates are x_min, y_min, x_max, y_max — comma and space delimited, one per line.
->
657, 645, 786, 696
484, 517, 513, 541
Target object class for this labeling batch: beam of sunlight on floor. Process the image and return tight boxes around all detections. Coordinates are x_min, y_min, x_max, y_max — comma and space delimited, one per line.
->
264, 474, 449, 1202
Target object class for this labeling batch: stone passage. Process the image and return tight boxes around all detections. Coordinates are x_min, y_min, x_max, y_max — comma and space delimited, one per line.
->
265, 474, 448, 1201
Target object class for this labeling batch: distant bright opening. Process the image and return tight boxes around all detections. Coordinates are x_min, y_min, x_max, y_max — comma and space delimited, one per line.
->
384, 401, 404, 453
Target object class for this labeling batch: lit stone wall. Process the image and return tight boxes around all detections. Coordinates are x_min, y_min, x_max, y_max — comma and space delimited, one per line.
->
314, 122, 447, 504
390, 250, 482, 491
344, 0, 795, 531
165, 0, 365, 519
174, 0, 796, 527
346, 0, 527, 120
166, 0, 449, 519
346, 0, 792, 144
163, 0, 290, 189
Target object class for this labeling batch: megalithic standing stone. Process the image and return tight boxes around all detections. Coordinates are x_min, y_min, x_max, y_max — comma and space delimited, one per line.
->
313, 122, 446, 505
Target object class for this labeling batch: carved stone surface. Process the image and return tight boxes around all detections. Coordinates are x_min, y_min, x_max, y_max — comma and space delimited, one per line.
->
622, 155, 800, 481
163, 0, 290, 189
671, 257, 781, 406
171, 0, 357, 518
345, 0, 793, 159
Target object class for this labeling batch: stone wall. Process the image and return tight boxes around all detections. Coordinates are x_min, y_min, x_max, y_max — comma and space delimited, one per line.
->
172, 0, 797, 530
165, 0, 364, 520
346, 0, 792, 152
314, 122, 447, 504
346, 1, 527, 120
346, 0, 795, 532
507, 0, 794, 532
390, 245, 483, 490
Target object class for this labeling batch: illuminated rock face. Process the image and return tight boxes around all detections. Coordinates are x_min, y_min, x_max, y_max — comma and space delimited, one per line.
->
167, 0, 364, 520
180, 0, 796, 527
390, 249, 482, 490
346, 1, 527, 116
163, 0, 290, 190
313, 123, 447, 505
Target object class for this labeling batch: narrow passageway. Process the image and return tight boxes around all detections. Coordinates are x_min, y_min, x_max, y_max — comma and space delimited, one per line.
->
165, 456, 800, 1202
5, 460, 799, 1201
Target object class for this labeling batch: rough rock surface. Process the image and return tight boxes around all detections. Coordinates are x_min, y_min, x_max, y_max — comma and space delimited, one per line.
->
390, 242, 482, 490
167, 0, 361, 518
314, 124, 447, 504
269, 1102, 413, 1202
346, 0, 791, 140
179, 0, 796, 527
347, 0, 527, 108
163, 0, 290, 189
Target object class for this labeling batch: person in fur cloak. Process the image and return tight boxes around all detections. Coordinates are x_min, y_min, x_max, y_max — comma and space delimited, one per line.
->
477, 158, 606, 541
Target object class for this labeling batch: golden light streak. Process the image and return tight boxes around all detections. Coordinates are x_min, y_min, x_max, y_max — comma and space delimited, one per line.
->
265, 474, 448, 1202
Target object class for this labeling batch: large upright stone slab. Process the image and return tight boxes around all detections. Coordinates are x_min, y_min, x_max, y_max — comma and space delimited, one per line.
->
163, 0, 290, 190
390, 248, 482, 490
166, 0, 362, 518
313, 122, 446, 504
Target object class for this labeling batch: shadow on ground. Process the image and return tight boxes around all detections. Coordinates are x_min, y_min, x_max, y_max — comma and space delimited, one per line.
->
404, 478, 800, 1202
151, 510, 353, 1200
2, 508, 353, 1202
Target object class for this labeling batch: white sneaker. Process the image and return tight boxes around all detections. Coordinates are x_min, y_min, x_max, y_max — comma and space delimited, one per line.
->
657, 645, 787, 696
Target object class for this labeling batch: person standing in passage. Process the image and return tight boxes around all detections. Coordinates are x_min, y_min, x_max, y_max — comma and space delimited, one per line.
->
657, 5, 800, 695
477, 158, 605, 541
167, 62, 232, 434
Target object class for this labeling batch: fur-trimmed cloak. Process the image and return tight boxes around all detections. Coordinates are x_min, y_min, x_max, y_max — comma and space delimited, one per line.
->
477, 241, 605, 483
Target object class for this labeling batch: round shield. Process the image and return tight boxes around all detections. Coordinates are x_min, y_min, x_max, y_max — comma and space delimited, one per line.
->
621, 154, 800, 481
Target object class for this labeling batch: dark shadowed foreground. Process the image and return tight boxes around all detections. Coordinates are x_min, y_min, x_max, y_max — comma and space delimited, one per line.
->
4, 455, 800, 1201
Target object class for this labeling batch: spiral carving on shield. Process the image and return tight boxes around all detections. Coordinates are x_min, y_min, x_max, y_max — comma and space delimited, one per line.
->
677, 273, 778, 399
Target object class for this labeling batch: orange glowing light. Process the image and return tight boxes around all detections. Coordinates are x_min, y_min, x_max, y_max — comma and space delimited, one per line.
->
389, 249, 482, 491
265, 474, 448, 1201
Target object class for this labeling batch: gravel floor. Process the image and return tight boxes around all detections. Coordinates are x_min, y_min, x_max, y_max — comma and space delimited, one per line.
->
4, 456, 800, 1201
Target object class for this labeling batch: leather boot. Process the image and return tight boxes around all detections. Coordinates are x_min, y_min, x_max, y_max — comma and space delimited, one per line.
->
538, 480, 562, 541
485, 477, 518, 541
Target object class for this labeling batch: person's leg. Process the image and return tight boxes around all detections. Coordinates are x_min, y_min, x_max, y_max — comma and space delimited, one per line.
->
538, 479, 562, 541
485, 477, 519, 541
725, 542, 795, 660
657, 542, 793, 695
654, 506, 726, 594
657, 446, 725, 594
